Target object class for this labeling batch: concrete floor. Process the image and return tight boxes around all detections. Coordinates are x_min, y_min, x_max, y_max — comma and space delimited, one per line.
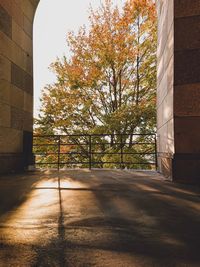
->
0, 170, 199, 267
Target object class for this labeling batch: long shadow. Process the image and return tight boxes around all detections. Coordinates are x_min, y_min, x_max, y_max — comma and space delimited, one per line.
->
0, 171, 67, 266
87, 176, 200, 265
29, 174, 67, 267
57, 173, 66, 267
0, 170, 200, 266
0, 173, 42, 217
58, 170, 200, 265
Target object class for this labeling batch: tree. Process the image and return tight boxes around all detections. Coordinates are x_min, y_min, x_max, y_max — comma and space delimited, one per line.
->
35, 0, 157, 169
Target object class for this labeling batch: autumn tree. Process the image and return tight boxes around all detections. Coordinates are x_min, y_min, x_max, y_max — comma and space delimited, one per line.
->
35, 0, 157, 168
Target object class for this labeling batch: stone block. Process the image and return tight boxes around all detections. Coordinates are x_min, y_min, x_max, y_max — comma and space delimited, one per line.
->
30, 0, 40, 8
23, 110, 33, 132
0, 126, 23, 153
20, 0, 35, 22
11, 37, 33, 75
0, 55, 11, 81
167, 56, 174, 91
23, 14, 33, 37
0, 5, 12, 38
23, 32, 33, 56
167, 0, 174, 36
164, 27, 174, 70
12, 20, 23, 46
174, 83, 200, 117
157, 122, 168, 152
175, 0, 200, 18
157, 21, 168, 60
24, 71, 33, 95
10, 106, 33, 132
11, 106, 24, 130
167, 118, 174, 154
11, 85, 24, 109
157, 33, 174, 89
163, 89, 173, 125
158, 154, 173, 179
157, 103, 163, 130
157, 72, 168, 107
172, 153, 200, 184
0, 1, 23, 26
0, 31, 12, 60
157, 0, 174, 59
175, 117, 200, 153
12, 20, 33, 56
11, 1, 23, 27
11, 62, 33, 94
0, 153, 24, 173
0, 79, 11, 104
0, 102, 11, 127
24, 52, 33, 75
0, 0, 12, 17
24, 92, 33, 113
175, 16, 200, 51
174, 49, 200, 86
157, 54, 164, 86
11, 62, 24, 90
11, 41, 25, 70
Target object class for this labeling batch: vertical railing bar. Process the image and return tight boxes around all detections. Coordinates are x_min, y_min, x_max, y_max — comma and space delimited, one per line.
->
58, 135, 61, 171
89, 135, 92, 170
120, 134, 123, 169
33, 133, 157, 171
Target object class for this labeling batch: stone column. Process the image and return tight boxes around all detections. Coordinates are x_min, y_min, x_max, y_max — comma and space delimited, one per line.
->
157, 0, 174, 179
0, 0, 39, 173
157, 0, 200, 183
173, 1, 200, 183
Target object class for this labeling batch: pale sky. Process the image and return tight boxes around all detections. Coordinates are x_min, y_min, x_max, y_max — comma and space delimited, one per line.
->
33, 0, 124, 117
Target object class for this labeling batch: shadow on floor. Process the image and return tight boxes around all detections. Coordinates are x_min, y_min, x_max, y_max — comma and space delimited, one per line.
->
0, 170, 200, 266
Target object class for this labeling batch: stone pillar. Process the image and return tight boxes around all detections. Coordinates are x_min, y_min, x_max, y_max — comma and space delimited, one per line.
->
173, 1, 200, 183
0, 0, 39, 173
157, 0, 200, 183
157, 0, 174, 179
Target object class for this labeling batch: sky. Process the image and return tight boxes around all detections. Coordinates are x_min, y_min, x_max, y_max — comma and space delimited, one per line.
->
33, 0, 124, 117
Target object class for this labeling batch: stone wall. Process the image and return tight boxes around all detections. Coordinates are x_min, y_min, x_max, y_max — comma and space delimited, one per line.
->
157, 0, 200, 183
0, 0, 39, 173
173, 0, 200, 183
157, 0, 174, 178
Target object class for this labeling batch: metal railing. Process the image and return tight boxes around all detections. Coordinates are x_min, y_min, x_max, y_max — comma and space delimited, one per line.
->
33, 133, 157, 170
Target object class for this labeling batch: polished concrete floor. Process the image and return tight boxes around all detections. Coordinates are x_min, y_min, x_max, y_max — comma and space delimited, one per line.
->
0, 169, 199, 267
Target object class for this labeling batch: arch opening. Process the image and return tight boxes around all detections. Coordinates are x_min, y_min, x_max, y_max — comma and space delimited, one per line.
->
33, 0, 158, 171
1, 0, 200, 183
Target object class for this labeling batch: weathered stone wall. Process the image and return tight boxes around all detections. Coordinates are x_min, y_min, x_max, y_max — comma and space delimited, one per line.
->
157, 0, 174, 178
0, 0, 39, 173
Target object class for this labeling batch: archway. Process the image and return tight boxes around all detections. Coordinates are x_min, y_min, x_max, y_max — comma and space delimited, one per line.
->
0, 0, 199, 183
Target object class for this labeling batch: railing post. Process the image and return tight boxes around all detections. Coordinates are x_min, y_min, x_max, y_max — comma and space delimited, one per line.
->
89, 135, 92, 170
120, 134, 123, 169
58, 135, 61, 171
